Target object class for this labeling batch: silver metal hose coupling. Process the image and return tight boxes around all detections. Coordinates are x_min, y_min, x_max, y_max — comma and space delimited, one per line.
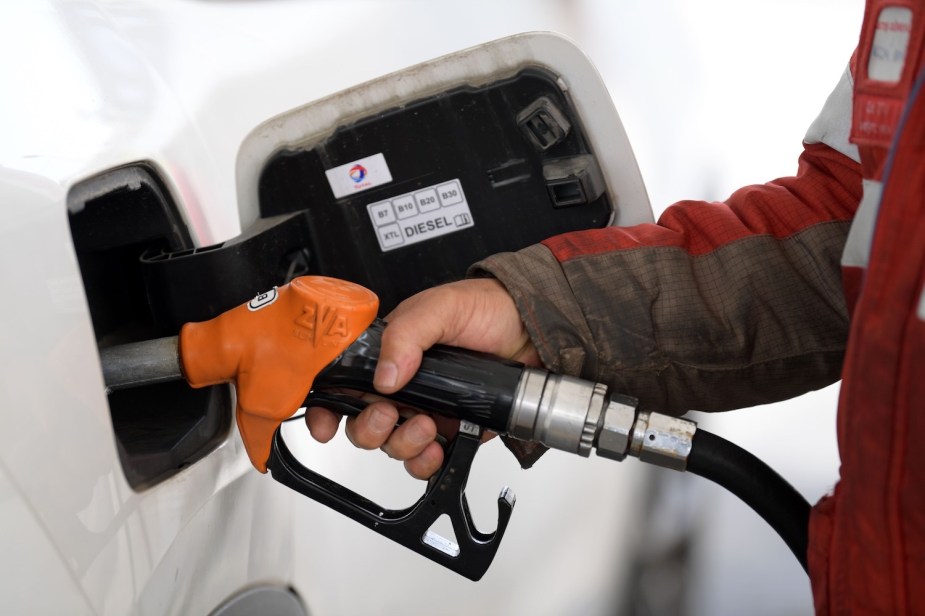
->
508, 368, 697, 471
508, 368, 609, 457
596, 395, 697, 471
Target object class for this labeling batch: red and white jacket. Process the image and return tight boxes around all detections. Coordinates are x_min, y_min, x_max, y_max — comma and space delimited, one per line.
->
473, 2, 925, 612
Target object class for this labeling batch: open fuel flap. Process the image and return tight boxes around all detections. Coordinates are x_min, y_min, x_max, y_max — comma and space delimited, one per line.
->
142, 32, 652, 319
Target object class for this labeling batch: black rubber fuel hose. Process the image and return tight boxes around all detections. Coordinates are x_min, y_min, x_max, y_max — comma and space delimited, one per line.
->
686, 429, 811, 572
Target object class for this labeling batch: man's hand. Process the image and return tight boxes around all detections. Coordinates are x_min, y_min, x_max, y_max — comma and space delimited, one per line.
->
305, 277, 538, 479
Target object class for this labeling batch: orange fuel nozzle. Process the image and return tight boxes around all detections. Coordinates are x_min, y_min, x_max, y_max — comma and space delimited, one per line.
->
178, 276, 379, 472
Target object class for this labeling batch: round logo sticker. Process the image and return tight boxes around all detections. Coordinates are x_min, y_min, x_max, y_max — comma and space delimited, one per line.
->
348, 164, 367, 183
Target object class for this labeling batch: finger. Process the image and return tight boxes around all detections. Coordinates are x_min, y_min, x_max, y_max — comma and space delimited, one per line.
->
344, 401, 399, 450
380, 413, 438, 461
404, 441, 445, 480
305, 407, 343, 443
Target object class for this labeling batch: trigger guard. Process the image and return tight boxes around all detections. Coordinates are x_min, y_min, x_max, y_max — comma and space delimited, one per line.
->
266, 420, 514, 581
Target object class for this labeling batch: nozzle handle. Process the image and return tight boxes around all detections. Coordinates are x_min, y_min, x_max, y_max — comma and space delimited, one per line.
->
315, 319, 525, 434
267, 418, 513, 581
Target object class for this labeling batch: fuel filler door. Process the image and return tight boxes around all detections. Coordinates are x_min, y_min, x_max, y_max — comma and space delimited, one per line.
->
154, 32, 654, 316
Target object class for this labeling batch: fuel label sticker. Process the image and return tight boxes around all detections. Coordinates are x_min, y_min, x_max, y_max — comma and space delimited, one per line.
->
367, 179, 474, 252
325, 153, 393, 199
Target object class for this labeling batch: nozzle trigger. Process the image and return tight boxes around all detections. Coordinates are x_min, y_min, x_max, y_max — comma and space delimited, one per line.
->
266, 419, 514, 581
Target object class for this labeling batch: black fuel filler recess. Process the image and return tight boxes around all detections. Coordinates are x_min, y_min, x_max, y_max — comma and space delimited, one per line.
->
253, 67, 612, 314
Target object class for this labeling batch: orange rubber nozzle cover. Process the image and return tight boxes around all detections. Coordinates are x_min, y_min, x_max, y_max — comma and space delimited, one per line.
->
178, 276, 379, 472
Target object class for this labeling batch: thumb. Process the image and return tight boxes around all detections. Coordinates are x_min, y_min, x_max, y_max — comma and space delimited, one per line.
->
373, 278, 532, 394
373, 286, 456, 394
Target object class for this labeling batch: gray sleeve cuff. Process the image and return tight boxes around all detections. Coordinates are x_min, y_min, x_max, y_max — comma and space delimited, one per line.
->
469, 243, 599, 379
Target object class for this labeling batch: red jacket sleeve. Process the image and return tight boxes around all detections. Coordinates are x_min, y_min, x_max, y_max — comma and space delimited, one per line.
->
472, 141, 862, 414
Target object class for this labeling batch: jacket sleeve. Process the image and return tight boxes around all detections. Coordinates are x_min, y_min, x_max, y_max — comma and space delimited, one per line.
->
471, 140, 862, 415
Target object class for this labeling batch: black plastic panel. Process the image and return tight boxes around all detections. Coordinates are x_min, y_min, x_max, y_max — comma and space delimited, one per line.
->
68, 165, 232, 490
258, 68, 610, 313
141, 212, 314, 330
